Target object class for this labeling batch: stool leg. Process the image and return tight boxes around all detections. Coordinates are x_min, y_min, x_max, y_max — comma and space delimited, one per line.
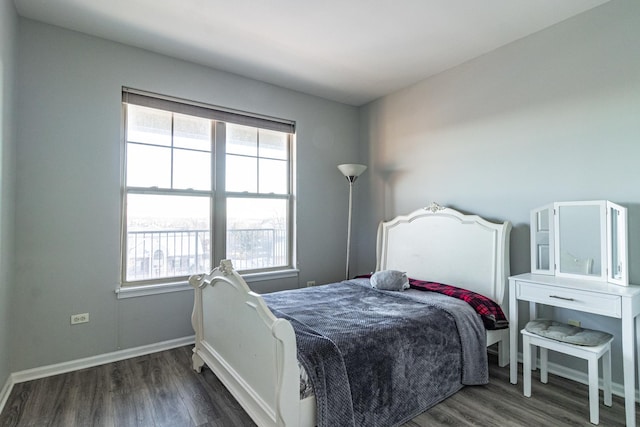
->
540, 347, 548, 384
588, 356, 599, 425
603, 347, 612, 407
523, 335, 532, 397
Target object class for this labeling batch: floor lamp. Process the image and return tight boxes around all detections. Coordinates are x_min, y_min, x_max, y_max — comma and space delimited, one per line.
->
338, 163, 367, 280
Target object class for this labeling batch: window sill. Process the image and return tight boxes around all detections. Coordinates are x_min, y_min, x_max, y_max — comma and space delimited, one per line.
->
241, 268, 299, 283
115, 268, 299, 299
115, 281, 192, 299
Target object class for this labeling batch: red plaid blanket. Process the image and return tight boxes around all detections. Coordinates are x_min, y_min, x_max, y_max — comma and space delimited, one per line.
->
408, 278, 508, 330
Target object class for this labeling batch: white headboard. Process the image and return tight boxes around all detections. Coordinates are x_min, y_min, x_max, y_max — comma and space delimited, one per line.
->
376, 204, 512, 305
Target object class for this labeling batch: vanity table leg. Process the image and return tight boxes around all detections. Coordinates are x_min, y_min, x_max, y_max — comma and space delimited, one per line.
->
621, 302, 636, 427
509, 281, 518, 384
529, 301, 538, 373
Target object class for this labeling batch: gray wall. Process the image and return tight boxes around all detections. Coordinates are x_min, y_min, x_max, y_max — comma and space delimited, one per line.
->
12, 19, 359, 371
0, 0, 18, 389
358, 0, 640, 384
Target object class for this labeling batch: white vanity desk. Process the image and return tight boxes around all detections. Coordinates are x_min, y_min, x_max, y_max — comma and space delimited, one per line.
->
509, 273, 640, 426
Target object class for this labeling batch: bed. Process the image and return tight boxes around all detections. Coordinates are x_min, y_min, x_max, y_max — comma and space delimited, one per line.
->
189, 203, 512, 427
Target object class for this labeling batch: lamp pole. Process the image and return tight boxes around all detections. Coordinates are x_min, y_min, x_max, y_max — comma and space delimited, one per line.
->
345, 176, 355, 280
337, 164, 367, 280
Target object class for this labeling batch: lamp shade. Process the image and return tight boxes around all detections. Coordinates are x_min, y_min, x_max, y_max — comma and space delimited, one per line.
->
338, 163, 367, 178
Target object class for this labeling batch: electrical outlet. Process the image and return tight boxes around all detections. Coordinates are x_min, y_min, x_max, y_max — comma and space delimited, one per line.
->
306, 281, 316, 287
567, 319, 581, 327
71, 313, 89, 325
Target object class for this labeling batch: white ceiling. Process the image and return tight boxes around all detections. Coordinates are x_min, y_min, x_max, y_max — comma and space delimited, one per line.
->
14, 0, 609, 106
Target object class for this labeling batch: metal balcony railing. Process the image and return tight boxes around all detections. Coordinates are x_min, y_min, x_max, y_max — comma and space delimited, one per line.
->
126, 228, 287, 281
226, 228, 288, 271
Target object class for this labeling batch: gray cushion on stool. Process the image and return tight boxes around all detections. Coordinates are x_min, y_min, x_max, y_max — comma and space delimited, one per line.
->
525, 319, 613, 346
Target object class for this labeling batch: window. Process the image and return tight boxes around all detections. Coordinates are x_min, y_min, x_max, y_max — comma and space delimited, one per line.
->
121, 89, 295, 286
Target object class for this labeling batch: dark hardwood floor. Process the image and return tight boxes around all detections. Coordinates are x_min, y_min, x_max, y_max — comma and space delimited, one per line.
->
0, 346, 635, 426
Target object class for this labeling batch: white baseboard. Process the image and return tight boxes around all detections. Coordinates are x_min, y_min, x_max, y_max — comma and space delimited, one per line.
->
0, 335, 195, 415
0, 375, 12, 418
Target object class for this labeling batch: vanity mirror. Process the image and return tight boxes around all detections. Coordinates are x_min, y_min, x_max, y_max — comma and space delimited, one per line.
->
530, 200, 628, 286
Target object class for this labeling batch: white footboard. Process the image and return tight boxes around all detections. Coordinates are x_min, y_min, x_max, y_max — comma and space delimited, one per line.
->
190, 260, 315, 427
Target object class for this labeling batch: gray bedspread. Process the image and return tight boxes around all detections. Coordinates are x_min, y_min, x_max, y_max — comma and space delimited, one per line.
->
262, 278, 488, 427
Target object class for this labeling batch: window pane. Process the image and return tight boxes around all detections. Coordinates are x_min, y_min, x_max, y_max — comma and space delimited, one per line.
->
126, 144, 171, 188
259, 129, 288, 160
174, 113, 211, 151
174, 149, 211, 190
126, 194, 211, 282
227, 198, 288, 271
259, 158, 288, 194
127, 105, 172, 146
226, 154, 257, 192
227, 124, 257, 156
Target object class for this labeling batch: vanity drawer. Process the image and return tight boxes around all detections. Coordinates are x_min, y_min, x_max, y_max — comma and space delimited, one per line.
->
516, 281, 622, 318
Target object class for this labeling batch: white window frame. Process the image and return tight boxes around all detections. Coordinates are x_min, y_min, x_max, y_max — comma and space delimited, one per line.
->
119, 88, 296, 293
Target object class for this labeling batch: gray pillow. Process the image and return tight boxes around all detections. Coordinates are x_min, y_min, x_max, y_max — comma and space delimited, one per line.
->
370, 270, 409, 291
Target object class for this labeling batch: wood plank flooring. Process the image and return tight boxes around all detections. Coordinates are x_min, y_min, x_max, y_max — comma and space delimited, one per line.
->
0, 346, 636, 426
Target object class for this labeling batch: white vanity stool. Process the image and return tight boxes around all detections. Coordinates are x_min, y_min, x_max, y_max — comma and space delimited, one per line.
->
521, 319, 613, 425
